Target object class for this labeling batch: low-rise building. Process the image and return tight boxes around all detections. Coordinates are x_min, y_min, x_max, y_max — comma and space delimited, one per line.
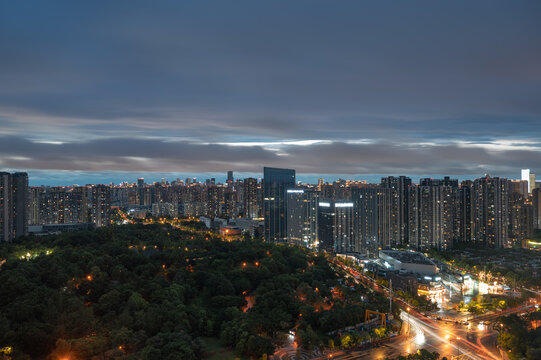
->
379, 250, 439, 275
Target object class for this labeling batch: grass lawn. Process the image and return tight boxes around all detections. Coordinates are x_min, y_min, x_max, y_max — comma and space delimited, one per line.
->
200, 337, 246, 360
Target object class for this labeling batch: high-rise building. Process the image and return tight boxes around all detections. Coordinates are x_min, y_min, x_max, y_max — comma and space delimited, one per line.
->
334, 201, 355, 253
91, 185, 111, 227
458, 180, 474, 243
318, 178, 324, 191
317, 201, 335, 252
408, 180, 457, 250
509, 192, 533, 246
227, 171, 234, 182
381, 176, 412, 247
522, 169, 530, 190
351, 187, 390, 257
317, 200, 355, 253
206, 184, 225, 218
243, 177, 259, 219
0, 172, 14, 242
0, 172, 29, 242
263, 167, 295, 242
533, 188, 541, 230
286, 188, 319, 249
71, 186, 89, 223
473, 176, 509, 248
12, 172, 29, 239
30, 185, 90, 225
521, 169, 536, 194
509, 180, 529, 198
29, 187, 41, 225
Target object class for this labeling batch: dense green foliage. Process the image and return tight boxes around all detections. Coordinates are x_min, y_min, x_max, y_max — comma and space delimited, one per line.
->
385, 349, 443, 360
0, 224, 389, 359
497, 312, 541, 360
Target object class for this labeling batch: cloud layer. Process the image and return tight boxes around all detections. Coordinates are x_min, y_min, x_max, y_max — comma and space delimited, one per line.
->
0, 1, 540, 182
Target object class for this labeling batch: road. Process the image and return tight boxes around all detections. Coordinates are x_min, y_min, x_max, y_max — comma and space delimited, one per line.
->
327, 261, 506, 360
274, 259, 537, 359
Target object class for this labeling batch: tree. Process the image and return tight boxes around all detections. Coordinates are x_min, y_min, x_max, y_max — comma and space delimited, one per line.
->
373, 327, 387, 339
328, 339, 335, 350
341, 334, 354, 349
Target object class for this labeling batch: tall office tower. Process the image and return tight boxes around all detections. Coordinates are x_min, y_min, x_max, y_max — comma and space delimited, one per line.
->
0, 172, 29, 242
91, 185, 111, 227
317, 201, 335, 252
227, 171, 234, 182
243, 178, 259, 219
351, 187, 390, 257
316, 200, 355, 254
458, 180, 474, 243
509, 192, 533, 246
408, 180, 457, 251
509, 180, 529, 198
263, 167, 295, 242
530, 173, 537, 194
137, 177, 145, 206
286, 189, 319, 249
473, 176, 509, 248
12, 172, 28, 238
381, 176, 412, 247
533, 188, 541, 230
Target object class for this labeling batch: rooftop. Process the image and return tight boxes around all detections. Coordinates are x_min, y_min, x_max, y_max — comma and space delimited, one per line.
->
380, 250, 435, 266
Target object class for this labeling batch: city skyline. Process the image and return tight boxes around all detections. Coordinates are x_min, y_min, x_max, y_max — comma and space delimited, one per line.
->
1, 1, 541, 183
2, 2, 541, 359
19, 168, 540, 187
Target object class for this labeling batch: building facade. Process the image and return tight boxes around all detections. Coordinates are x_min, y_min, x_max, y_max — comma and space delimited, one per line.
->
264, 167, 295, 242
0, 172, 29, 242
286, 188, 319, 248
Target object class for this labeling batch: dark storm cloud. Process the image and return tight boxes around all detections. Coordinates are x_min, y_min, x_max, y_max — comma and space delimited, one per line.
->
0, 0, 540, 177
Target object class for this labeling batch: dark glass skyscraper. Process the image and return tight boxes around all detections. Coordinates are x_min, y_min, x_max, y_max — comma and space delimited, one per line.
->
317, 200, 355, 253
264, 167, 295, 242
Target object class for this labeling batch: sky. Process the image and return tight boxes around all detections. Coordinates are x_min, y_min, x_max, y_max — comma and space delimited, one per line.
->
1, 1, 540, 185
